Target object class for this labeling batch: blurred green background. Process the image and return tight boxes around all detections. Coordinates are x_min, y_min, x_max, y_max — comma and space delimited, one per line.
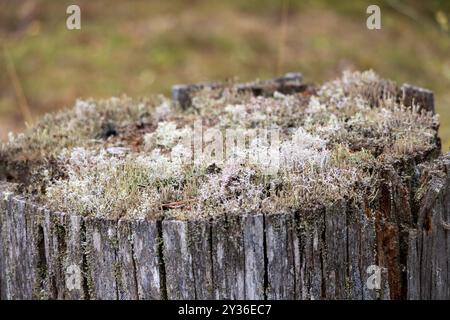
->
0, 0, 449, 150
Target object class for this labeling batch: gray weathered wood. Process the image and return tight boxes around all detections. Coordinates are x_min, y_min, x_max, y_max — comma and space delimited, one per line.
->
407, 230, 420, 300
400, 84, 435, 113
346, 206, 364, 300
407, 156, 450, 300
211, 215, 245, 299
85, 217, 119, 300
0, 190, 6, 300
297, 208, 325, 300
2, 197, 35, 299
42, 209, 63, 299
188, 219, 214, 299
359, 210, 378, 300
243, 213, 265, 300
62, 213, 87, 300
172, 73, 305, 109
162, 219, 195, 299
323, 200, 348, 299
128, 218, 161, 300
265, 212, 297, 299
117, 219, 139, 300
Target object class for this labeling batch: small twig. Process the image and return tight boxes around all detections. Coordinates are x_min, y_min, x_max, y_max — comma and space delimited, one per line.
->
162, 198, 196, 209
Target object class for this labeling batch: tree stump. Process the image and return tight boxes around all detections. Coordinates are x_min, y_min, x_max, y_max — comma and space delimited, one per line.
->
0, 72, 448, 300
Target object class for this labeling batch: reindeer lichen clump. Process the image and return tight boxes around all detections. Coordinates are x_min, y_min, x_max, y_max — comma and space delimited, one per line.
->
0, 71, 439, 220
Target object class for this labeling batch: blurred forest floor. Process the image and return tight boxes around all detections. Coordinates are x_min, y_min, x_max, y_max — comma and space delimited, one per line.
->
1, 0, 449, 150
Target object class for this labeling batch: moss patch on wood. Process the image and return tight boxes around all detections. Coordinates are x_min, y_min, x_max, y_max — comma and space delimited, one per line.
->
0, 71, 440, 220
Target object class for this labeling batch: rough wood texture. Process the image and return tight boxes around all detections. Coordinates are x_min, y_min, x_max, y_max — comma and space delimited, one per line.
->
172, 72, 306, 109
0, 196, 36, 299
0, 193, 5, 300
117, 219, 139, 300
243, 214, 265, 300
400, 84, 435, 113
407, 156, 450, 300
188, 219, 214, 300
211, 215, 245, 299
265, 212, 297, 299
162, 219, 195, 299
125, 218, 161, 300
62, 213, 86, 300
85, 217, 119, 299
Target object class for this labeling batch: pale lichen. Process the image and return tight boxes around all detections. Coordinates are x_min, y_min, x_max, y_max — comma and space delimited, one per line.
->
0, 71, 440, 220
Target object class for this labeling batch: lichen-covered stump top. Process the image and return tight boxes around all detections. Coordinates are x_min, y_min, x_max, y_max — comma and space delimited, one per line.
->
0, 71, 448, 300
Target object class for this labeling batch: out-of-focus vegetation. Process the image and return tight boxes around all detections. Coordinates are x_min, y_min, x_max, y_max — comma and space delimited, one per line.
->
0, 0, 449, 150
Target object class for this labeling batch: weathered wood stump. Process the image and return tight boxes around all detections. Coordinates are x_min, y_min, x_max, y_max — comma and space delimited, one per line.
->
0, 72, 449, 300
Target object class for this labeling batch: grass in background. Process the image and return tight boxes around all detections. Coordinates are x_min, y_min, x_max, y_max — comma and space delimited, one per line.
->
0, 0, 449, 150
